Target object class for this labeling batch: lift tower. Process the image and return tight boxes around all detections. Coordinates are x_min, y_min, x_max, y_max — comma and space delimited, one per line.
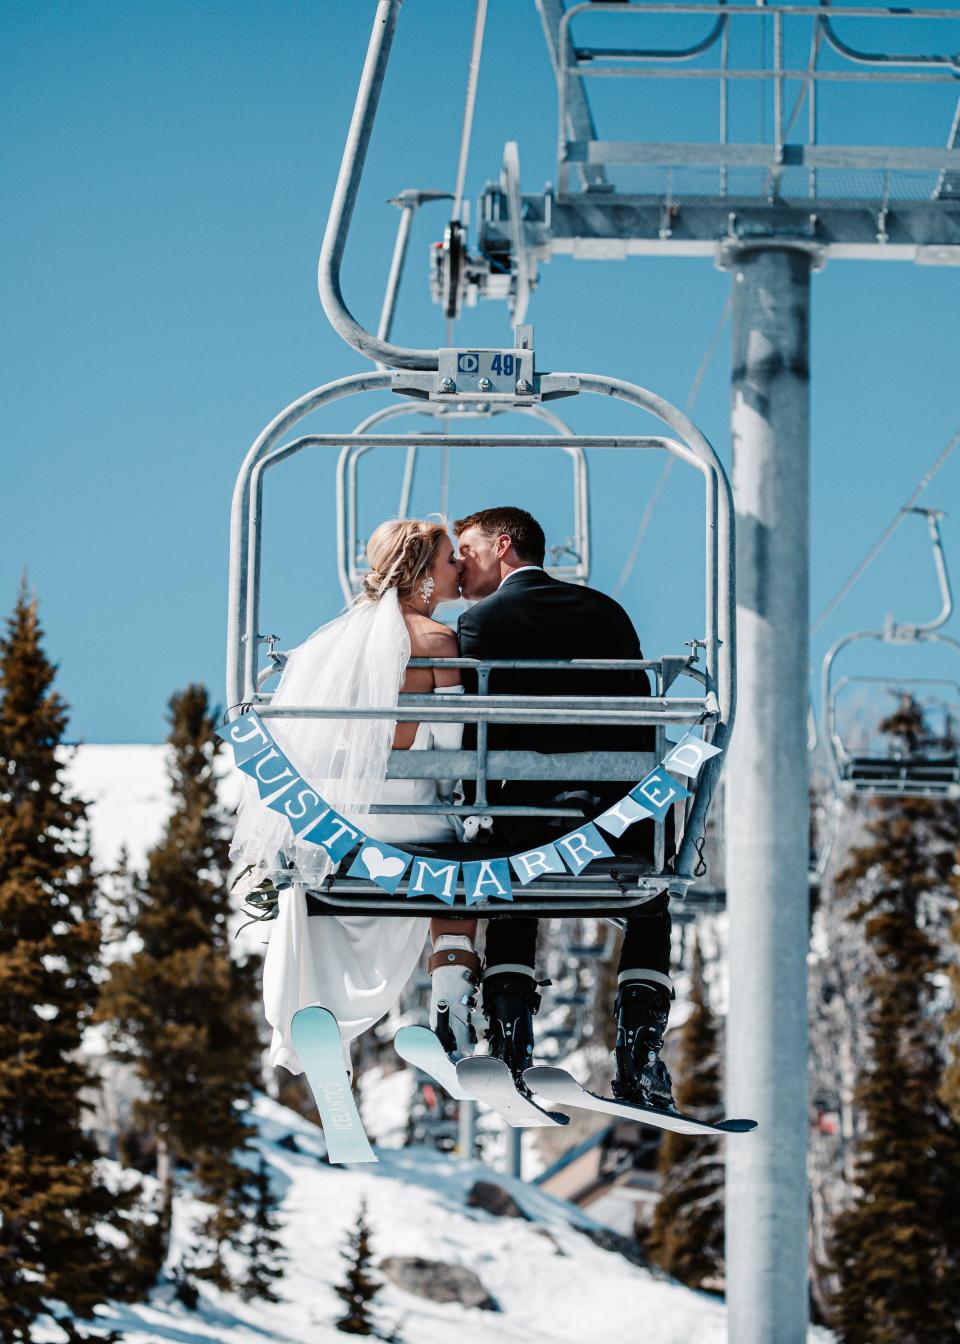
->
467, 4, 960, 1340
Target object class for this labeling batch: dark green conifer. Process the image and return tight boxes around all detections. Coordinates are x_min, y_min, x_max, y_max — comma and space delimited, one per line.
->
240, 1155, 286, 1304
335, 1199, 381, 1335
645, 933, 724, 1289
0, 583, 133, 1340
97, 684, 283, 1302
827, 698, 960, 1344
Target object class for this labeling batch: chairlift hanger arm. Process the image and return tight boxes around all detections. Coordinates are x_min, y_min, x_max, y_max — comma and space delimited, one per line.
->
886, 508, 954, 638
317, 0, 440, 369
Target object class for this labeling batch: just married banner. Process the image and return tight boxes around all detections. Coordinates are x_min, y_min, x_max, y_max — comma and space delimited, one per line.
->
216, 711, 722, 907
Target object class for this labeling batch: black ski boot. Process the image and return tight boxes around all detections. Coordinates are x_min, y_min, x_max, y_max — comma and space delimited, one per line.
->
482, 970, 541, 1084
612, 980, 675, 1111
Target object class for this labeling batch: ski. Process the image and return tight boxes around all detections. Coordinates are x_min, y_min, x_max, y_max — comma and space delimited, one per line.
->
457, 1056, 569, 1128
393, 1024, 474, 1102
290, 1006, 377, 1164
523, 1065, 758, 1137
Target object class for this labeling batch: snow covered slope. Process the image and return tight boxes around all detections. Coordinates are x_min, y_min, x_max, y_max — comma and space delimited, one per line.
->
65, 744, 173, 872
43, 1097, 833, 1344
64, 743, 242, 873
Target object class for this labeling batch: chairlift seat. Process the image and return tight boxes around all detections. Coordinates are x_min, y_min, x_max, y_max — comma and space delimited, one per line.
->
843, 751, 960, 798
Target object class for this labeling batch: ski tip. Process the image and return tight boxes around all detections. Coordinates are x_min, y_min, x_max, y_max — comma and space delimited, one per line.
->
717, 1118, 759, 1133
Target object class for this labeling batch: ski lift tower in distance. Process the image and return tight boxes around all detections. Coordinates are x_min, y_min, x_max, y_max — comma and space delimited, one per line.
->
460, 6, 960, 1343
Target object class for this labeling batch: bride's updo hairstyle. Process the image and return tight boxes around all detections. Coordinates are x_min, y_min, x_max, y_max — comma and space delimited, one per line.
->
360, 518, 448, 604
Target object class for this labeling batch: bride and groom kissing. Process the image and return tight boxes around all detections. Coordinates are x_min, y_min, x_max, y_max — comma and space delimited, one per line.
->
231, 506, 676, 1112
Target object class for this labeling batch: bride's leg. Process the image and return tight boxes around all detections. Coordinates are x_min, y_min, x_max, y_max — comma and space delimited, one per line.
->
428, 917, 480, 1059
430, 916, 478, 943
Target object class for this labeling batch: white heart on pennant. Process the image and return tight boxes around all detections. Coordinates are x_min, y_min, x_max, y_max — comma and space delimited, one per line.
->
361, 846, 405, 881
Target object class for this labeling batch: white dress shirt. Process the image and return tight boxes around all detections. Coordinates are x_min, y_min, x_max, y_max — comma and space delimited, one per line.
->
498, 565, 543, 589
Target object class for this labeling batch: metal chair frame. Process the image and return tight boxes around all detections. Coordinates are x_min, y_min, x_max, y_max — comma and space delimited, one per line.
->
226, 362, 735, 913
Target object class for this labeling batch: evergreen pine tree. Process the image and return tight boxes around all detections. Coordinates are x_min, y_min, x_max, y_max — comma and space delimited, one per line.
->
827, 698, 960, 1344
645, 933, 725, 1289
0, 582, 134, 1340
335, 1199, 381, 1336
96, 684, 284, 1301
241, 1156, 286, 1304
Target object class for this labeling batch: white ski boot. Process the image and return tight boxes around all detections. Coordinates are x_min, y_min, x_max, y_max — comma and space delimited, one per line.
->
428, 934, 480, 1061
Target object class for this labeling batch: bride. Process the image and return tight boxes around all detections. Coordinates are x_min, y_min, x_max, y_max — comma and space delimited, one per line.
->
230, 518, 480, 1076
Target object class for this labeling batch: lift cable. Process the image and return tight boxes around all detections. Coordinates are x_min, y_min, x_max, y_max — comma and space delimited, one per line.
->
452, 0, 488, 225
431, 1, 489, 515
612, 294, 732, 599
811, 422, 960, 637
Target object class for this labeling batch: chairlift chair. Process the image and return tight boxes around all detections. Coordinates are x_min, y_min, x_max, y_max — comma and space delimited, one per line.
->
224, 0, 736, 920
821, 509, 960, 801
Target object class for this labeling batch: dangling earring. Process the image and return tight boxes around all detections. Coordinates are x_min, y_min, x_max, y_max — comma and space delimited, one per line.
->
419, 576, 435, 605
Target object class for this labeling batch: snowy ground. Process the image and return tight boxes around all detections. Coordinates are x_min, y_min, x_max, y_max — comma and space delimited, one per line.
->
65, 744, 173, 872
38, 1096, 833, 1344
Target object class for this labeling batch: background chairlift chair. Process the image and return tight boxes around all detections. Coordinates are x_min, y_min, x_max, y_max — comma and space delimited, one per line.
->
821, 508, 960, 801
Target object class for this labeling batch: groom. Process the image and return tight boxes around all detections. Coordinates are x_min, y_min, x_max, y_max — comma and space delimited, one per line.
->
454, 506, 675, 1110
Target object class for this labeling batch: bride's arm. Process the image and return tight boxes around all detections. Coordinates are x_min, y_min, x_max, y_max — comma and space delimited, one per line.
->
421, 627, 464, 797
425, 626, 461, 689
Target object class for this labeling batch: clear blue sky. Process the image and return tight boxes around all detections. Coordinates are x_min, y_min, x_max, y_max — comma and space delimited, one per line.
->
2, 0, 958, 742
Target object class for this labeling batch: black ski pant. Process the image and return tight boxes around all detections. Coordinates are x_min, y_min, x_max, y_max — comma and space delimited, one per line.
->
483, 894, 672, 980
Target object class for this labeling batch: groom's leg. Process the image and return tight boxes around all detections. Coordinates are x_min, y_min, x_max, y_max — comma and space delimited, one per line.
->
481, 917, 540, 1080
483, 916, 538, 972
612, 895, 676, 1109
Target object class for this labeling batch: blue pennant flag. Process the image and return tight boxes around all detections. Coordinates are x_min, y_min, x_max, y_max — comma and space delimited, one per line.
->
594, 793, 653, 839
347, 840, 413, 894
237, 745, 300, 801
215, 711, 274, 765
509, 843, 565, 887
555, 822, 614, 875
661, 733, 723, 779
267, 785, 331, 834
630, 766, 691, 822
406, 857, 460, 906
462, 858, 513, 905
300, 810, 363, 864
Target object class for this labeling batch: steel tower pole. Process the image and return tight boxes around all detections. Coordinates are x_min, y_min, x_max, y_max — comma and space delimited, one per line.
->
505, 1125, 522, 1179
722, 245, 812, 1344
459, 1099, 476, 1159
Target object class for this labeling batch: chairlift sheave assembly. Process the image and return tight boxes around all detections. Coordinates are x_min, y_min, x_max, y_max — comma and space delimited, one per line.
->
224, 0, 737, 917
821, 508, 960, 801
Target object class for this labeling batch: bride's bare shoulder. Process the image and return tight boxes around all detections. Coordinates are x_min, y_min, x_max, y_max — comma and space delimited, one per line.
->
406, 616, 460, 686
406, 614, 459, 654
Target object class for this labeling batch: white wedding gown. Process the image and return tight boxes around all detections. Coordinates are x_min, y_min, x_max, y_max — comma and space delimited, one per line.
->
229, 590, 464, 1073
261, 697, 463, 1070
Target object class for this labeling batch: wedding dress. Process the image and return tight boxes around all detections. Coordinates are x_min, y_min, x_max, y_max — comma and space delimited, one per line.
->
229, 590, 463, 1070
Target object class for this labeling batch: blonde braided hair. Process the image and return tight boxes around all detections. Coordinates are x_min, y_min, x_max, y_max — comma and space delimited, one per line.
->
360, 518, 449, 604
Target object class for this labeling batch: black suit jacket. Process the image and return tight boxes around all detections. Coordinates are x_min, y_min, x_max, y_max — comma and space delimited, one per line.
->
456, 569, 655, 849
